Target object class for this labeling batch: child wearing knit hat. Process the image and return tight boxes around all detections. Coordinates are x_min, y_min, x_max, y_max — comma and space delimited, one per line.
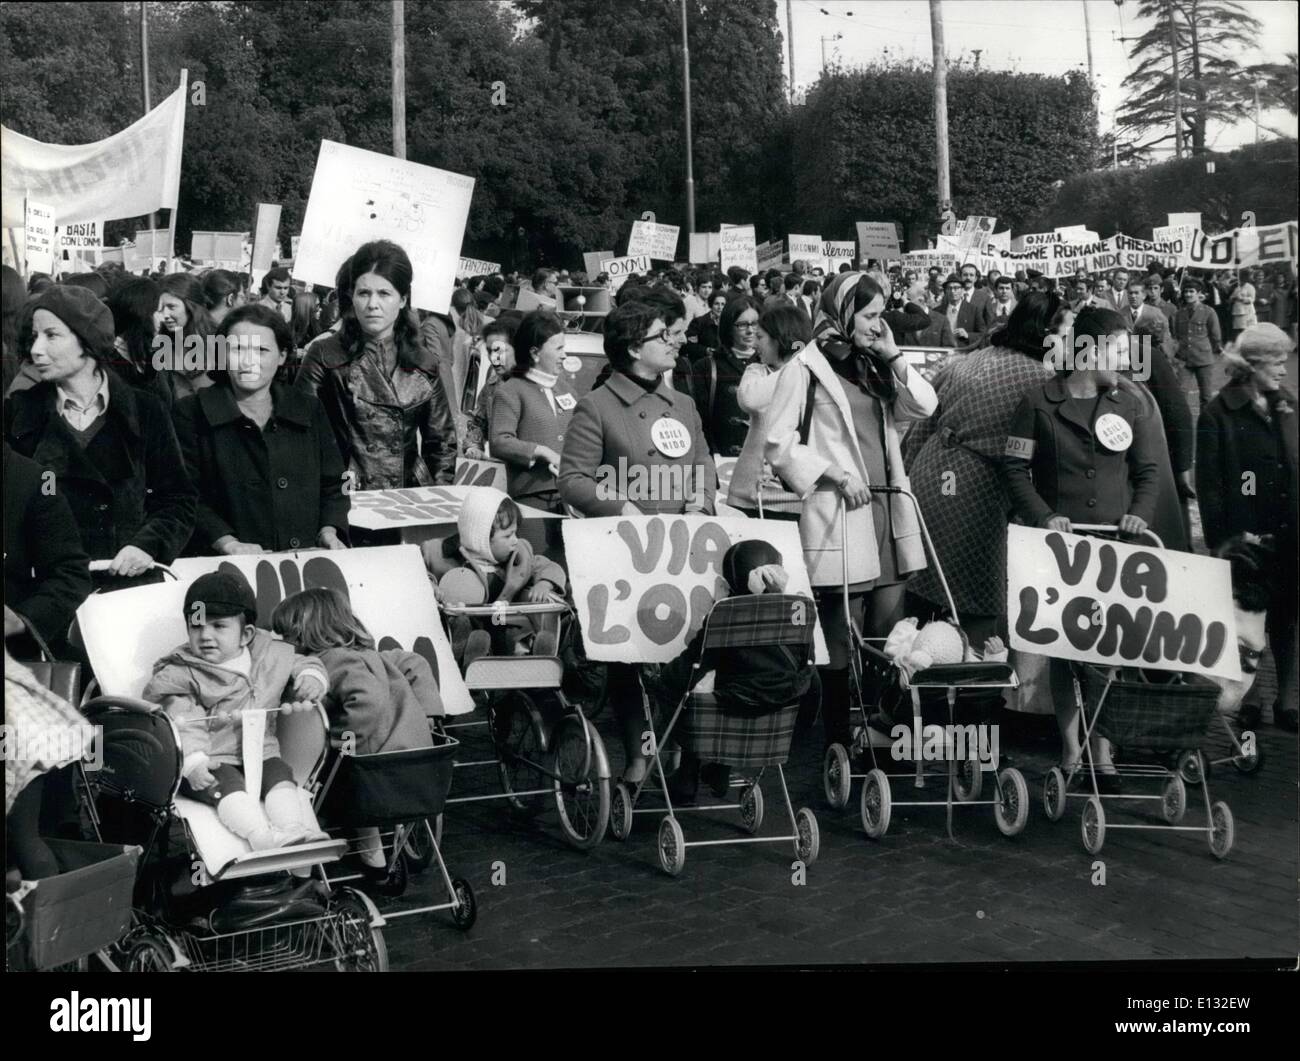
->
143, 571, 331, 851
423, 486, 566, 666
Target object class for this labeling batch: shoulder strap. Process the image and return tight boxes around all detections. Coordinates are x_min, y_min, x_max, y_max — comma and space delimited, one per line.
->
798, 371, 817, 446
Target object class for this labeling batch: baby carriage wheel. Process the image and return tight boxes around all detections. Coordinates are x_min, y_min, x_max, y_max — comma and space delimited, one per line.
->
401, 819, 439, 872
740, 783, 765, 835
123, 932, 180, 972
823, 743, 851, 810
1161, 776, 1187, 824
496, 692, 549, 816
994, 768, 1029, 836
954, 755, 983, 802
609, 782, 634, 841
1208, 801, 1235, 860
795, 807, 820, 865
552, 715, 611, 850
859, 768, 892, 840
1042, 766, 1067, 822
657, 816, 686, 877
1081, 797, 1106, 855
331, 889, 389, 972
450, 877, 477, 930
1177, 750, 1206, 785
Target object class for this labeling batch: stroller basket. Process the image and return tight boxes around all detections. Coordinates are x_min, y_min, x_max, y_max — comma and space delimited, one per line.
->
1079, 664, 1220, 751
321, 732, 459, 827
17, 840, 141, 970
177, 915, 342, 973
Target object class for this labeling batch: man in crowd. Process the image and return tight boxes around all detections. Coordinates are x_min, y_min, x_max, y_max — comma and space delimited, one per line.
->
1145, 272, 1178, 324
1122, 277, 1175, 360
1172, 277, 1223, 408
532, 268, 559, 301
258, 266, 293, 322
695, 272, 714, 308
941, 273, 981, 349
901, 272, 955, 347
726, 266, 750, 296
1071, 275, 1099, 312
988, 275, 1017, 326
749, 273, 769, 300
959, 263, 994, 335
1094, 267, 1128, 309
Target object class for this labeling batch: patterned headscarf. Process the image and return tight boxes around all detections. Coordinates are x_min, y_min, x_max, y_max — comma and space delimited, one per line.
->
812, 271, 896, 400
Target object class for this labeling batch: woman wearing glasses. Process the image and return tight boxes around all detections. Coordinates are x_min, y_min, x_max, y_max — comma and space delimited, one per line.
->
690, 295, 763, 457
560, 300, 716, 782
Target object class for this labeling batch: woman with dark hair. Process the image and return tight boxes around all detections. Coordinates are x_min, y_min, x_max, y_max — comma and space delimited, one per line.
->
156, 272, 214, 402
172, 303, 348, 556
464, 311, 521, 458
691, 294, 762, 456
560, 300, 716, 783
296, 240, 456, 489
105, 277, 170, 403
764, 272, 937, 754
202, 268, 246, 329
3, 285, 196, 580
489, 310, 573, 509
1001, 304, 1163, 774
901, 291, 1060, 639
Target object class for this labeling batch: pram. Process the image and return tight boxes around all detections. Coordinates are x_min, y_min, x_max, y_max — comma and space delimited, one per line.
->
820, 489, 1029, 840
437, 601, 612, 851
1037, 527, 1236, 860
606, 593, 821, 877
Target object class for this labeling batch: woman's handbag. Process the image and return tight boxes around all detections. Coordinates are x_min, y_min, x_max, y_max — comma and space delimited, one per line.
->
14, 619, 82, 706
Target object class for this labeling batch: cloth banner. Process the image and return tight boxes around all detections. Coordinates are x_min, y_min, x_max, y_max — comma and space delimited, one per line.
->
457, 256, 500, 279
2, 73, 187, 228
1007, 526, 1240, 680
563, 514, 829, 665
348, 485, 560, 531
453, 456, 507, 490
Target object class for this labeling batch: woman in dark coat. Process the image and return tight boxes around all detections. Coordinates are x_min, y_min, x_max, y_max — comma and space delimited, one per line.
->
3, 285, 196, 583
296, 240, 456, 490
172, 304, 349, 556
1196, 323, 1298, 731
691, 295, 760, 456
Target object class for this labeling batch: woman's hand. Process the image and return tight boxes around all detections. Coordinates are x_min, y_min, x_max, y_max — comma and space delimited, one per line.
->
1045, 515, 1073, 533
837, 472, 870, 510
317, 527, 347, 550
108, 545, 154, 578
1118, 514, 1148, 536
533, 445, 562, 475
865, 317, 900, 361
221, 540, 267, 556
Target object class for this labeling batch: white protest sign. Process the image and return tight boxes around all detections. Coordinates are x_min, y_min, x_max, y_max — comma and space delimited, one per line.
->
24, 198, 56, 276
823, 240, 856, 267
855, 222, 899, 260
756, 239, 785, 271
956, 216, 997, 255
1055, 224, 1091, 240
58, 220, 100, 250
719, 225, 759, 274
1007, 525, 1240, 680
1012, 231, 1062, 252
583, 250, 614, 278
563, 515, 828, 665
1167, 212, 1201, 230
251, 203, 282, 271
191, 231, 244, 263
600, 253, 651, 290
901, 250, 957, 275
456, 256, 500, 279
290, 235, 301, 261
453, 456, 507, 491
986, 230, 1012, 253
294, 140, 475, 315
627, 220, 680, 261
348, 485, 560, 531
688, 232, 721, 264
787, 233, 825, 271
77, 545, 474, 715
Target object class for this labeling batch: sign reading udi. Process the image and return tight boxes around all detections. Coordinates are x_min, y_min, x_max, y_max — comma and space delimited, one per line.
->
1007, 526, 1240, 680
563, 515, 828, 665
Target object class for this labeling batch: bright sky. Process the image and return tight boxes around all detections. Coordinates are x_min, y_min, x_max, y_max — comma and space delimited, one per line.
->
783, 0, 1299, 153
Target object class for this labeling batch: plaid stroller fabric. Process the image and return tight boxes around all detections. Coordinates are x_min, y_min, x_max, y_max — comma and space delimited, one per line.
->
683, 593, 814, 767
1078, 664, 1220, 751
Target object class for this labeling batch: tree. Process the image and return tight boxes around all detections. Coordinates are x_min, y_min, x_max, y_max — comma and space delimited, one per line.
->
1113, 0, 1289, 162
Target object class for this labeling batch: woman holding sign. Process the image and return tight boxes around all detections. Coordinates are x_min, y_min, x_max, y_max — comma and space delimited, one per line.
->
764, 272, 937, 753
296, 240, 457, 491
560, 300, 716, 783
1001, 305, 1162, 776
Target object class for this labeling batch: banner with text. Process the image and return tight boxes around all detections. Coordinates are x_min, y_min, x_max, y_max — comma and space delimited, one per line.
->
348, 485, 560, 531
1007, 525, 1240, 680
23, 198, 55, 276
719, 225, 759, 274
600, 253, 652, 290
823, 240, 856, 267
787, 233, 825, 272
457, 256, 501, 279
563, 515, 828, 665
855, 221, 900, 261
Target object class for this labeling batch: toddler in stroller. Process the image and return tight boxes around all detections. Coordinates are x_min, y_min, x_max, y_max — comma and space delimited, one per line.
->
142, 572, 330, 851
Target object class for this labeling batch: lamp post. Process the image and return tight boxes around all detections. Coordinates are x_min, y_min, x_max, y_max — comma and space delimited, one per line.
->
681, 0, 695, 235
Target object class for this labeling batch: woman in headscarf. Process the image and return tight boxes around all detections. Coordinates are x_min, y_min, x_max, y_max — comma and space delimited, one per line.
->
764, 271, 937, 754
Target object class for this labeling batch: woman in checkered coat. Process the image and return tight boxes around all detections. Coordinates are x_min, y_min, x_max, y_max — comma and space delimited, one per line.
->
900, 291, 1062, 640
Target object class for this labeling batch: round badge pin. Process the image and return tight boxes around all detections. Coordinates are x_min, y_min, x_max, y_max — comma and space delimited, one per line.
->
562, 355, 582, 375
650, 417, 692, 458
1095, 412, 1133, 451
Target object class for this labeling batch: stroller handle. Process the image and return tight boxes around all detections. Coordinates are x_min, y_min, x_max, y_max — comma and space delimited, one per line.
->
440, 601, 571, 618
88, 560, 178, 579
1069, 524, 1165, 549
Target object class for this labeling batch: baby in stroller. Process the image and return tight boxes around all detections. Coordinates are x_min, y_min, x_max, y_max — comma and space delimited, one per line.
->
270, 587, 440, 888
422, 486, 565, 666
662, 539, 816, 802
143, 573, 330, 851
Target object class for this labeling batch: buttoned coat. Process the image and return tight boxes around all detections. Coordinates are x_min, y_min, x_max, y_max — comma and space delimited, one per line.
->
489, 374, 575, 504
1172, 302, 1223, 368
171, 382, 349, 554
4, 369, 196, 564
559, 371, 716, 517
1001, 376, 1161, 528
765, 342, 937, 587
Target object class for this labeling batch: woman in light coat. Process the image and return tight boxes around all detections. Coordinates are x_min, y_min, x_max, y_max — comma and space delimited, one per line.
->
765, 272, 936, 751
